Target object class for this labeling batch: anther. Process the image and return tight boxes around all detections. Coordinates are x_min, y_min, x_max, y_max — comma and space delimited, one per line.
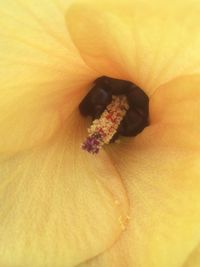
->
82, 96, 129, 154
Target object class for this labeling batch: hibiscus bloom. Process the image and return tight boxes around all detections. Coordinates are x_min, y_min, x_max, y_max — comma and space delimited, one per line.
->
1, 0, 200, 267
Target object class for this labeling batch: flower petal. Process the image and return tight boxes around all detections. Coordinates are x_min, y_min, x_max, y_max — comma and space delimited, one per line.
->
150, 74, 200, 150
183, 243, 200, 267
66, 0, 200, 94
0, 111, 129, 267
77, 75, 200, 267
0, 0, 96, 158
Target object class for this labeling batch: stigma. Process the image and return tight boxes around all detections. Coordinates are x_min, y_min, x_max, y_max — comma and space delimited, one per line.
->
82, 95, 129, 154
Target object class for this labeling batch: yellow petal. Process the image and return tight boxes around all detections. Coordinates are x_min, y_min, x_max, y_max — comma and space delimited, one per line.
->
0, 0, 96, 158
183, 243, 200, 267
66, 0, 200, 94
150, 74, 200, 150
0, 111, 129, 267
78, 76, 200, 267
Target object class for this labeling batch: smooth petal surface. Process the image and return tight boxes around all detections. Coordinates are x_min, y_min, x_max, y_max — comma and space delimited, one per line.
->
0, 0, 96, 158
0, 111, 129, 267
184, 243, 200, 267
78, 75, 200, 267
66, 0, 200, 94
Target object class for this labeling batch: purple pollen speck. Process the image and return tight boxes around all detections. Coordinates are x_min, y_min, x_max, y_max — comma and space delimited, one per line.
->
82, 134, 103, 154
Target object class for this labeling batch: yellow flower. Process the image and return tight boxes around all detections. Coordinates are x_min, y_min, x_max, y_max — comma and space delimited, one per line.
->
0, 0, 200, 267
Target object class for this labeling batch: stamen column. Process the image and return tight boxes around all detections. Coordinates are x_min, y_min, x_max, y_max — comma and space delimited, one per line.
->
82, 96, 129, 154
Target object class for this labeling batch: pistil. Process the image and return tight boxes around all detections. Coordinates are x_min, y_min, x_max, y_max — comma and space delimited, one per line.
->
82, 95, 129, 154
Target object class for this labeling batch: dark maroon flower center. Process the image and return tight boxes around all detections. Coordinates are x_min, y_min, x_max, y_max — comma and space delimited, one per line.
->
79, 76, 149, 144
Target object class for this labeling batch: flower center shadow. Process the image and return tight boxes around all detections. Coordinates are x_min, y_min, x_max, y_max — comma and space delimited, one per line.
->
79, 76, 149, 154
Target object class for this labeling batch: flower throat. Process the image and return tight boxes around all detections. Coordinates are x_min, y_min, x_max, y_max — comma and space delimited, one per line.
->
79, 76, 149, 154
